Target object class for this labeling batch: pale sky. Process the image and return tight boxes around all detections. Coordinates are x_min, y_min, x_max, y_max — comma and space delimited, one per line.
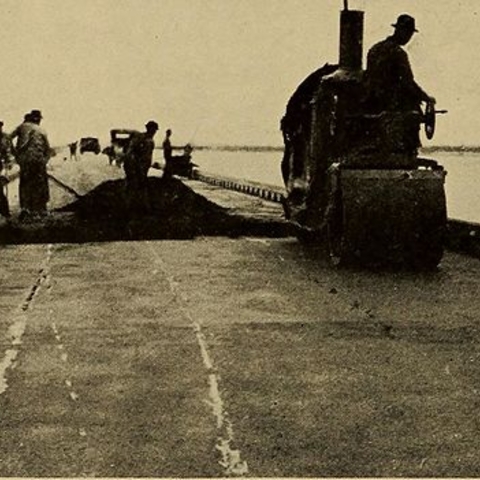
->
0, 0, 478, 147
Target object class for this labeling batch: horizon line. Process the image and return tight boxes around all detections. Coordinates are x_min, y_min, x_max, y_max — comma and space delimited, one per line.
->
53, 143, 480, 154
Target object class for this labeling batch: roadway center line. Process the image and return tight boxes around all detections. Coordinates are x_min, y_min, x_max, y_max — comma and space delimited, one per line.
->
39, 251, 90, 476
146, 241, 249, 477
47, 284, 84, 439
0, 245, 53, 395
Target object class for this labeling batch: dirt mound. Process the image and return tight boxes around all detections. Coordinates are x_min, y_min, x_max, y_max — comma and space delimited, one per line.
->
0, 177, 293, 244
54, 176, 292, 241
56, 177, 233, 238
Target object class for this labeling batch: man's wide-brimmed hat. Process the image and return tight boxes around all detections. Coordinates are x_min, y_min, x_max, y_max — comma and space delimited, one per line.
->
392, 14, 418, 32
145, 120, 159, 131
30, 109, 43, 119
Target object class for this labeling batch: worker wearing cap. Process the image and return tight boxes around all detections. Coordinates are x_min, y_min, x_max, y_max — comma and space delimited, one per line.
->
123, 120, 159, 213
10, 110, 51, 219
365, 14, 435, 112
363, 14, 436, 152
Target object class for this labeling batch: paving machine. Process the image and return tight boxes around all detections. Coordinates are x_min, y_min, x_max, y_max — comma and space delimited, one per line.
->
281, 1, 447, 269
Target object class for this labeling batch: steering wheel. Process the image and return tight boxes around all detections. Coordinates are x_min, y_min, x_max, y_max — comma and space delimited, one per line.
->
424, 101, 436, 140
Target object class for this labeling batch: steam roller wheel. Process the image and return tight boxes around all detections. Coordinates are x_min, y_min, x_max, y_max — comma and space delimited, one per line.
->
337, 169, 447, 270
406, 222, 446, 271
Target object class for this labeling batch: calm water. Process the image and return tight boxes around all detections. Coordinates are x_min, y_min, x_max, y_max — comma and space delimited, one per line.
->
154, 149, 480, 223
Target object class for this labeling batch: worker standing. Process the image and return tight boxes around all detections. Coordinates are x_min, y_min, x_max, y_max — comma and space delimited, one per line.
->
123, 120, 159, 214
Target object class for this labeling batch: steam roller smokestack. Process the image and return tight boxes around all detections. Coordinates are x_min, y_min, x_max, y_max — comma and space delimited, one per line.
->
339, 9, 364, 71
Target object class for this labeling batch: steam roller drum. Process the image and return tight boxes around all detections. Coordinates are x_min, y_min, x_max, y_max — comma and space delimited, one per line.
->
329, 169, 447, 269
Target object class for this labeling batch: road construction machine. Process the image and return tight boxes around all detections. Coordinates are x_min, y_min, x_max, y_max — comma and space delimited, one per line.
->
281, 2, 447, 269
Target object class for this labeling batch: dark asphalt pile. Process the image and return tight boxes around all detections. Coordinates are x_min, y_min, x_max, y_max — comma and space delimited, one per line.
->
0, 177, 293, 244
59, 177, 234, 239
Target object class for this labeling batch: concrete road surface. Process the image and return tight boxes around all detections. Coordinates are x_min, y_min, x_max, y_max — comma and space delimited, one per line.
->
0, 153, 480, 477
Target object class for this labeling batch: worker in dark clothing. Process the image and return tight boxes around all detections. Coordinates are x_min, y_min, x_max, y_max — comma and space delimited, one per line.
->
69, 141, 78, 160
123, 120, 159, 213
162, 129, 173, 179
364, 14, 436, 153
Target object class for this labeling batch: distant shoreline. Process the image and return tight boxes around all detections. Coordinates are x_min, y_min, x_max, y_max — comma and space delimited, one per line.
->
192, 145, 480, 154
191, 145, 284, 152
55, 144, 480, 154
420, 145, 480, 154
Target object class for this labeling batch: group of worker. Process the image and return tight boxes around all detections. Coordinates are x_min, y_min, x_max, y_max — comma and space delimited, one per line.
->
0, 112, 190, 221
0, 109, 51, 221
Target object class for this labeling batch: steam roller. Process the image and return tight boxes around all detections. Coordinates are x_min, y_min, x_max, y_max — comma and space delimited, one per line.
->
280, 2, 447, 269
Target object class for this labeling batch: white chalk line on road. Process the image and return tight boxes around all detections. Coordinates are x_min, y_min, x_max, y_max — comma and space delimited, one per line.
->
48, 295, 84, 439
0, 244, 53, 395
0, 241, 87, 442
51, 319, 82, 410
146, 242, 249, 477
46, 256, 90, 476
